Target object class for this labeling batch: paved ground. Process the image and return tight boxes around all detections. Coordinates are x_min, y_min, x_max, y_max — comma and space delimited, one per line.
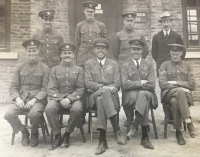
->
1, 85, 200, 157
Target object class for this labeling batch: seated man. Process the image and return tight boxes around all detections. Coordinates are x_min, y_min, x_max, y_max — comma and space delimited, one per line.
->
4, 39, 50, 147
85, 38, 126, 155
159, 44, 197, 145
45, 42, 84, 150
121, 39, 158, 149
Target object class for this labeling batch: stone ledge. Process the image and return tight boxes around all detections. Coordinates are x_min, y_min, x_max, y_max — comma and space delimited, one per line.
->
0, 52, 18, 59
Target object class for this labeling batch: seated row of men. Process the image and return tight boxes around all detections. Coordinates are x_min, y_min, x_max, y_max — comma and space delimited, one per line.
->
4, 38, 197, 155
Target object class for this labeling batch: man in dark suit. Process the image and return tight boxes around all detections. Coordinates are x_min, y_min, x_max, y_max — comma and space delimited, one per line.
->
159, 44, 197, 145
85, 38, 126, 155
121, 39, 158, 149
151, 11, 186, 76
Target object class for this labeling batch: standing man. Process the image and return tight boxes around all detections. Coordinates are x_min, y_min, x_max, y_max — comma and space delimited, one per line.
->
33, 10, 63, 68
159, 44, 197, 145
85, 38, 126, 155
4, 39, 50, 147
75, 1, 107, 67
151, 11, 186, 76
112, 12, 149, 126
45, 43, 85, 150
112, 12, 149, 68
121, 39, 157, 149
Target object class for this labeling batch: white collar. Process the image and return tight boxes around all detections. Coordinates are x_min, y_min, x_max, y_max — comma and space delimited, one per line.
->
97, 57, 106, 65
132, 58, 141, 66
163, 29, 170, 35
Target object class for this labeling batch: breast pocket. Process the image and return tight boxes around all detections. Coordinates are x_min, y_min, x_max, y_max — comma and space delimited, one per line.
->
128, 71, 137, 81
31, 73, 43, 86
49, 39, 59, 52
140, 67, 148, 79
120, 37, 129, 50
69, 72, 78, 86
19, 74, 28, 85
91, 70, 100, 82
92, 27, 101, 38
167, 69, 177, 81
56, 74, 66, 86
178, 68, 188, 80
80, 28, 89, 42
104, 68, 114, 82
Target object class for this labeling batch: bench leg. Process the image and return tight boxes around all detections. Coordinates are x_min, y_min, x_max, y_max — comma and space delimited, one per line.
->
151, 109, 158, 139
11, 131, 15, 145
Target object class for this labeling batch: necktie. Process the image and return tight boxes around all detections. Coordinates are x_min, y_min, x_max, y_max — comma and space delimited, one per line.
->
165, 30, 168, 40
100, 61, 103, 68
136, 60, 139, 70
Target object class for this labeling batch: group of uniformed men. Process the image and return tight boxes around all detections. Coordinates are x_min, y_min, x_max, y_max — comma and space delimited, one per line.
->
4, 1, 197, 155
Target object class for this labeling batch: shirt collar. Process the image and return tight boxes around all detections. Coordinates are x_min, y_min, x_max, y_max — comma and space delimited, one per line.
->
97, 57, 106, 65
163, 29, 170, 35
61, 60, 74, 67
85, 18, 95, 24
132, 58, 141, 66
28, 60, 39, 67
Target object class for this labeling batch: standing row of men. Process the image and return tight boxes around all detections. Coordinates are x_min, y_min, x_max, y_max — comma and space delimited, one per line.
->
4, 0, 197, 156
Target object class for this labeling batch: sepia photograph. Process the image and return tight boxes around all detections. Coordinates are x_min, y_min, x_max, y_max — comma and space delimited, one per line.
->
0, 0, 200, 156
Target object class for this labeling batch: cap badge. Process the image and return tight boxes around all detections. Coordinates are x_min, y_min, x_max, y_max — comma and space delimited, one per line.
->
31, 42, 34, 45
66, 45, 69, 48
174, 46, 177, 50
128, 14, 131, 17
135, 41, 139, 45
47, 12, 50, 15
89, 4, 92, 7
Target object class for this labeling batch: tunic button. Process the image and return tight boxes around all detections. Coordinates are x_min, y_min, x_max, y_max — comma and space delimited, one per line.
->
102, 77, 104, 78
47, 44, 49, 46
89, 40, 91, 42
90, 29, 92, 30
47, 34, 49, 35
47, 56, 49, 57
89, 34, 91, 36
66, 74, 68, 75
47, 39, 49, 41
47, 50, 49, 52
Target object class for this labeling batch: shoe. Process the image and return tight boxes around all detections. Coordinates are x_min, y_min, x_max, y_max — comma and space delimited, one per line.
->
187, 122, 197, 138
115, 131, 127, 145
60, 132, 70, 148
176, 131, 186, 145
30, 131, 39, 147
48, 134, 62, 150
127, 124, 138, 138
141, 137, 154, 149
21, 126, 30, 146
95, 140, 108, 155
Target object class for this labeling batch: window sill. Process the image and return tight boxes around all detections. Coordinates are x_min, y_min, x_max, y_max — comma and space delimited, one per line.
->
185, 52, 200, 58
0, 52, 18, 59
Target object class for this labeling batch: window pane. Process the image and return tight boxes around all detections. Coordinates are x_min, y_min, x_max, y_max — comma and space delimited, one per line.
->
187, 0, 197, 7
188, 22, 198, 32
188, 35, 199, 46
0, 3, 5, 46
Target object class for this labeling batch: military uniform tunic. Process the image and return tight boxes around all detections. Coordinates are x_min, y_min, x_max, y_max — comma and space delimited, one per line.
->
33, 29, 63, 68
84, 58, 120, 130
121, 59, 158, 126
159, 60, 196, 129
5, 61, 50, 133
45, 62, 85, 135
75, 19, 107, 67
112, 29, 149, 69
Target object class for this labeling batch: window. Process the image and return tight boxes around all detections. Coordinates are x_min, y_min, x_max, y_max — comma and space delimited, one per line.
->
0, 0, 10, 52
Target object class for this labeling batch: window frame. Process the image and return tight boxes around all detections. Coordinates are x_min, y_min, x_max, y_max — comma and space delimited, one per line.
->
0, 0, 11, 52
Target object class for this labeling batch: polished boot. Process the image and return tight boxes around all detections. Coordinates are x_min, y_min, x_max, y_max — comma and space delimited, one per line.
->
60, 132, 70, 148
48, 134, 62, 150
21, 126, 30, 146
141, 137, 154, 149
95, 140, 108, 155
115, 131, 127, 145
176, 131, 186, 145
187, 122, 197, 138
30, 130, 39, 147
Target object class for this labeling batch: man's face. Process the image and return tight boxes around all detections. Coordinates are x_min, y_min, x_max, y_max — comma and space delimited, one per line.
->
84, 9, 95, 20
60, 51, 74, 63
94, 45, 107, 60
170, 51, 183, 62
26, 46, 39, 62
124, 18, 135, 30
42, 18, 53, 31
131, 47, 143, 60
161, 20, 172, 31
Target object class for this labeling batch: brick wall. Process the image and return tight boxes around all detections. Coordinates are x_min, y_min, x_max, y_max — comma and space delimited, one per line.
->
0, 0, 200, 104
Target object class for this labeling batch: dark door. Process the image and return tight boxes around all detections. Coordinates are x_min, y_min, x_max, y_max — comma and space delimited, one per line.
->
69, 0, 123, 59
